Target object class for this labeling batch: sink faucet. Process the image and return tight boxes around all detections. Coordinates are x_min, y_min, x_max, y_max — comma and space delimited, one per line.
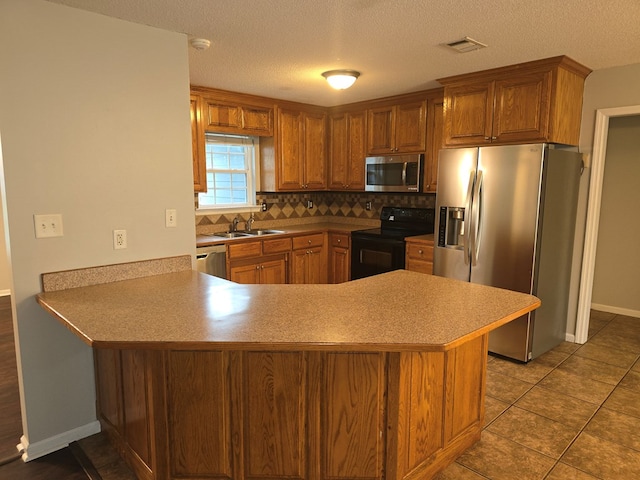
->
245, 214, 255, 232
231, 215, 240, 232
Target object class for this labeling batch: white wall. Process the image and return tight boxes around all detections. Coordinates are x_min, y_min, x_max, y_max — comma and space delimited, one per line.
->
0, 0, 195, 459
564, 62, 640, 336
591, 115, 640, 314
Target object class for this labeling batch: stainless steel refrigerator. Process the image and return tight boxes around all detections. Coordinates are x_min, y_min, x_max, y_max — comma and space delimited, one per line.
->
433, 144, 582, 362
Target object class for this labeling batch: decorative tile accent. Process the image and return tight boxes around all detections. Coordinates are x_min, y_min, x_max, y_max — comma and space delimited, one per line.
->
195, 191, 436, 234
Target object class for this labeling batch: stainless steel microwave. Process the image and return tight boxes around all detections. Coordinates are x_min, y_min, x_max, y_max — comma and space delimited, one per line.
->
365, 154, 422, 192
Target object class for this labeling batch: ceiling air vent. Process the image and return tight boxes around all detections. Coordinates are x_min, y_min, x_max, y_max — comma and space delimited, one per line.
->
444, 36, 487, 53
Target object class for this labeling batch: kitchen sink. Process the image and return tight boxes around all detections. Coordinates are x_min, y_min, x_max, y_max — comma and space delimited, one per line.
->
245, 229, 284, 236
211, 232, 249, 238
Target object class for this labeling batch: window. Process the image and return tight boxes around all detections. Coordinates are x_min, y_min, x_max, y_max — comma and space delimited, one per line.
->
198, 133, 257, 209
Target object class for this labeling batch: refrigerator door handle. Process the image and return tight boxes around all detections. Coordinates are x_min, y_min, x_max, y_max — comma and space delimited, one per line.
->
471, 170, 483, 266
463, 170, 475, 265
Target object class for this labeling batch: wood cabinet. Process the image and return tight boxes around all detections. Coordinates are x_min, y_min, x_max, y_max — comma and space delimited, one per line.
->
260, 106, 328, 191
227, 238, 290, 284
405, 236, 434, 275
290, 233, 327, 284
190, 95, 207, 192
94, 334, 489, 480
201, 98, 273, 136
424, 97, 444, 193
328, 110, 366, 190
328, 232, 350, 283
439, 56, 591, 147
366, 100, 426, 154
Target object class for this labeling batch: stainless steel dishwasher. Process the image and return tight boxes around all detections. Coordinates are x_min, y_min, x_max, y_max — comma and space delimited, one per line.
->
196, 244, 227, 278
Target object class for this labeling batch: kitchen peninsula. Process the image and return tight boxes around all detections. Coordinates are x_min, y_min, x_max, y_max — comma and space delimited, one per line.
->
37, 264, 540, 480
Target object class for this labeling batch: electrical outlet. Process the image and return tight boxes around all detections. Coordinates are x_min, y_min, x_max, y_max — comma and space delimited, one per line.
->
165, 209, 177, 227
261, 201, 268, 212
34, 214, 64, 238
307, 200, 313, 209
365, 201, 372, 211
113, 229, 127, 249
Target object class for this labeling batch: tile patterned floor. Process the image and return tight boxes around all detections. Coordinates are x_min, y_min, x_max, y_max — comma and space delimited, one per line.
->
435, 310, 640, 480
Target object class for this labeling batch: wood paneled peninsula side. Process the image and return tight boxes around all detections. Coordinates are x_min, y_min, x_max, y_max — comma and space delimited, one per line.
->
37, 268, 540, 480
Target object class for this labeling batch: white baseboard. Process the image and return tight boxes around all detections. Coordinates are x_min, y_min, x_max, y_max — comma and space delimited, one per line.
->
0, 289, 11, 297
591, 303, 640, 319
565, 333, 577, 343
18, 420, 101, 461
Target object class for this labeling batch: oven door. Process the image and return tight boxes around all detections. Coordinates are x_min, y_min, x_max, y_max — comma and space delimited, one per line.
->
351, 235, 406, 280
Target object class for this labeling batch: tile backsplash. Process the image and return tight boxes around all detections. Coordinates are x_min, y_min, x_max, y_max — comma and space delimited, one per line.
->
196, 192, 436, 233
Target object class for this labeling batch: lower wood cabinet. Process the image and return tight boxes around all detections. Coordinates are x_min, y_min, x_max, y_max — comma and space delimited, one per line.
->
227, 237, 291, 284
94, 335, 488, 480
329, 232, 350, 283
290, 233, 327, 284
405, 236, 434, 275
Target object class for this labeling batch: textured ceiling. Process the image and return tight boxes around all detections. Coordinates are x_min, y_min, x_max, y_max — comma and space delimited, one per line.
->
46, 0, 640, 106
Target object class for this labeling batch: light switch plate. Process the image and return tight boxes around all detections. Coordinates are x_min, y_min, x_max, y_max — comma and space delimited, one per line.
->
34, 214, 64, 238
165, 209, 177, 227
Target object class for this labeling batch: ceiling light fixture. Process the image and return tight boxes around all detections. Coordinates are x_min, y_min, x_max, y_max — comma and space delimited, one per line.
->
321, 70, 360, 90
444, 36, 487, 53
190, 38, 211, 50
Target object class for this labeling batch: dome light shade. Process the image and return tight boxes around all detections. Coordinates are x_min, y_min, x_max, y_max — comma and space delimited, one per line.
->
322, 70, 360, 90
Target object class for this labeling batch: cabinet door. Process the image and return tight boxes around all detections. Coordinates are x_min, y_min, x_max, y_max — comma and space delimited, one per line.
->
492, 70, 551, 144
394, 101, 427, 153
328, 113, 348, 189
241, 105, 273, 135
203, 99, 242, 130
424, 98, 444, 193
277, 108, 304, 190
306, 246, 327, 284
290, 248, 308, 284
259, 256, 288, 284
347, 111, 366, 190
330, 246, 350, 283
443, 81, 494, 146
367, 106, 394, 154
190, 95, 207, 192
229, 262, 261, 284
303, 111, 328, 189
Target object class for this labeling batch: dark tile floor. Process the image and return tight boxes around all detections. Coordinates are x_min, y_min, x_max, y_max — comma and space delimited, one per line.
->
435, 310, 640, 480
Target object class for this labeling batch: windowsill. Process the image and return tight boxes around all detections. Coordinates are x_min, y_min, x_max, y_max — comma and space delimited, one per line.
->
196, 205, 262, 216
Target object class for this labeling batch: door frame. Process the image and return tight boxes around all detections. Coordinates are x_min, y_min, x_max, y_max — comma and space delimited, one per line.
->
575, 104, 640, 343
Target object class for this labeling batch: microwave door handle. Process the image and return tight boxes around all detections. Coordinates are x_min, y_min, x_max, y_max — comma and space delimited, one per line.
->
401, 162, 407, 186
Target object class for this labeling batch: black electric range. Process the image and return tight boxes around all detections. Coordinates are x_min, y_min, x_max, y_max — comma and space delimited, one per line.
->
351, 206, 435, 279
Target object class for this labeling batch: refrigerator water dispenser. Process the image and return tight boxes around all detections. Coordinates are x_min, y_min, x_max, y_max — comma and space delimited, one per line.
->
438, 206, 465, 249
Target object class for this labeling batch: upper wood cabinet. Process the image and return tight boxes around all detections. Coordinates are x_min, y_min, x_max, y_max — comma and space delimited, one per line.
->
424, 97, 444, 193
438, 56, 591, 147
200, 96, 273, 137
328, 110, 366, 190
190, 95, 207, 192
260, 105, 328, 191
367, 100, 426, 155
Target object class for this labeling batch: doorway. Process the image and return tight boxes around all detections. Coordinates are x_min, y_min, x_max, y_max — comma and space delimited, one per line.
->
576, 105, 640, 343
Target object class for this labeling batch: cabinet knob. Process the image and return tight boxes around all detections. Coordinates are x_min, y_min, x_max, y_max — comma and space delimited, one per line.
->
484, 136, 490, 140
308, 239, 312, 244
261, 265, 264, 269
337, 239, 341, 244
491, 136, 497, 140
256, 265, 260, 270
418, 249, 423, 254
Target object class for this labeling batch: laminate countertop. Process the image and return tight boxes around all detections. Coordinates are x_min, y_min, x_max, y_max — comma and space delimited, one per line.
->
36, 269, 540, 352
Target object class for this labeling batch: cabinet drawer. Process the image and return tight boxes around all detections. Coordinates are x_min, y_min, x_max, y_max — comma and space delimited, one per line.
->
292, 233, 324, 250
406, 258, 433, 275
330, 233, 349, 248
228, 241, 261, 259
263, 236, 292, 254
406, 243, 433, 261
